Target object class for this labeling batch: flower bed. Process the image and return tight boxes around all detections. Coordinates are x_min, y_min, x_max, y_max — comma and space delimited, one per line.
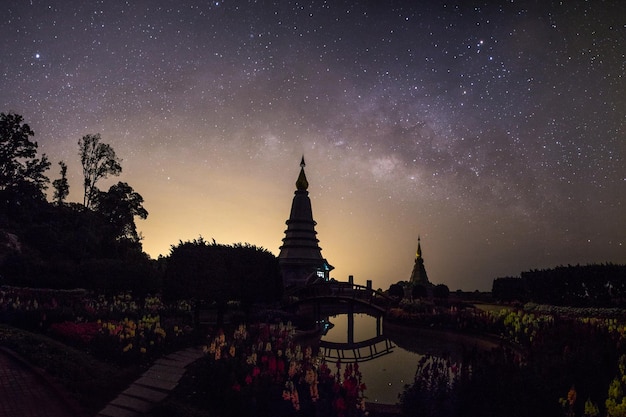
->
0, 287, 196, 363
49, 321, 100, 345
194, 322, 368, 417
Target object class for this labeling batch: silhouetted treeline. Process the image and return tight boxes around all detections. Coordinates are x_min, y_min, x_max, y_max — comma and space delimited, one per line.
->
0, 193, 284, 303
0, 190, 156, 293
492, 263, 626, 306
163, 238, 283, 305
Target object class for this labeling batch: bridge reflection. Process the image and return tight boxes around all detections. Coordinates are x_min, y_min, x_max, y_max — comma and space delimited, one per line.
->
320, 334, 396, 362
317, 304, 395, 363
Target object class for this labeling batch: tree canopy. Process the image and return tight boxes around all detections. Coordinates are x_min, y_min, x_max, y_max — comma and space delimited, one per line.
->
432, 283, 450, 299
52, 161, 69, 205
164, 238, 283, 304
0, 112, 50, 194
79, 133, 122, 209
388, 283, 405, 299
492, 264, 626, 307
94, 181, 148, 243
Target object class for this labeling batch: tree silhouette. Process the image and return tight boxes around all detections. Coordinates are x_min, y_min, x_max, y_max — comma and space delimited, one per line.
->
164, 238, 282, 305
0, 112, 50, 194
94, 181, 148, 243
79, 133, 122, 209
52, 161, 69, 205
388, 283, 404, 299
433, 283, 450, 300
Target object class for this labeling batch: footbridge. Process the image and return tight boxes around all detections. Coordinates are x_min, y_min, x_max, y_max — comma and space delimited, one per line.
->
283, 281, 394, 314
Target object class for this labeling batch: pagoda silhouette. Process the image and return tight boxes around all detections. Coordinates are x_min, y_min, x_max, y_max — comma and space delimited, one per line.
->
409, 236, 431, 287
278, 157, 333, 288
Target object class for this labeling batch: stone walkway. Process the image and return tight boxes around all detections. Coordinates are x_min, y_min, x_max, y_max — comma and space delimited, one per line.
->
95, 347, 204, 417
0, 348, 81, 417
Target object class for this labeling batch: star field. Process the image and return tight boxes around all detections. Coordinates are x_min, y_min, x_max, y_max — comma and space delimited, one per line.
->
2, 0, 624, 290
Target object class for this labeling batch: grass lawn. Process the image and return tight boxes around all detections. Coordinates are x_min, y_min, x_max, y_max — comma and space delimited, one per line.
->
0, 324, 142, 416
472, 303, 509, 313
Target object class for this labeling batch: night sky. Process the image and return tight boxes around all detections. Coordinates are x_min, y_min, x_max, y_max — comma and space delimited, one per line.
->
2, 1, 624, 291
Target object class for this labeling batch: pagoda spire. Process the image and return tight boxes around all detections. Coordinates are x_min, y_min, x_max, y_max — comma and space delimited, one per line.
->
416, 235, 422, 258
279, 158, 332, 288
296, 156, 309, 191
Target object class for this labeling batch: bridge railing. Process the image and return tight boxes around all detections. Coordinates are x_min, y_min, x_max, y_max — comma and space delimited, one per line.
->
283, 281, 394, 312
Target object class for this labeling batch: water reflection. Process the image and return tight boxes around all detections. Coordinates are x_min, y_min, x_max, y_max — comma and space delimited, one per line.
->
320, 312, 421, 404
319, 313, 394, 363
308, 304, 500, 405
321, 313, 381, 344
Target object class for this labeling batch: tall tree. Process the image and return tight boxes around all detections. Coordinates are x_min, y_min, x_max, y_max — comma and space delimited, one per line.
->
78, 133, 122, 209
0, 112, 50, 193
94, 181, 148, 242
52, 161, 69, 205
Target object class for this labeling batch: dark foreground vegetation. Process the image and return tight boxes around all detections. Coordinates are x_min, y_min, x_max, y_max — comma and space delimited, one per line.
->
386, 302, 626, 417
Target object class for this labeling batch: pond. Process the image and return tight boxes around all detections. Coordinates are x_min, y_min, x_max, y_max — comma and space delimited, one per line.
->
319, 312, 500, 405
320, 312, 419, 404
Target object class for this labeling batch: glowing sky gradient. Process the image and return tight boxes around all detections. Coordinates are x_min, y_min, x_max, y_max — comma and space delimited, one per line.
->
2, 1, 624, 291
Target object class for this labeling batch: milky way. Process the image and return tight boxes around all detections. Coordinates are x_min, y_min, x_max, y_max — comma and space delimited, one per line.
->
2, 0, 624, 290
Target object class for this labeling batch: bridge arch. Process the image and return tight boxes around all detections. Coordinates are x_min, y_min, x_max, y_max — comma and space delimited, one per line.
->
283, 281, 394, 314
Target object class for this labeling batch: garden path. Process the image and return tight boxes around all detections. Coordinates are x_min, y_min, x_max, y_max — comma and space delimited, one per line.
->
0, 347, 83, 417
95, 347, 204, 417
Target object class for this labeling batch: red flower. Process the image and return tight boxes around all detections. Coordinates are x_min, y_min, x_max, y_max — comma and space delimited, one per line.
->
343, 377, 357, 394
335, 397, 346, 411
232, 383, 241, 392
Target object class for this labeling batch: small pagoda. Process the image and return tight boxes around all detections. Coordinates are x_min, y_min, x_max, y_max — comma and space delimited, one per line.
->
409, 236, 431, 287
278, 157, 333, 288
